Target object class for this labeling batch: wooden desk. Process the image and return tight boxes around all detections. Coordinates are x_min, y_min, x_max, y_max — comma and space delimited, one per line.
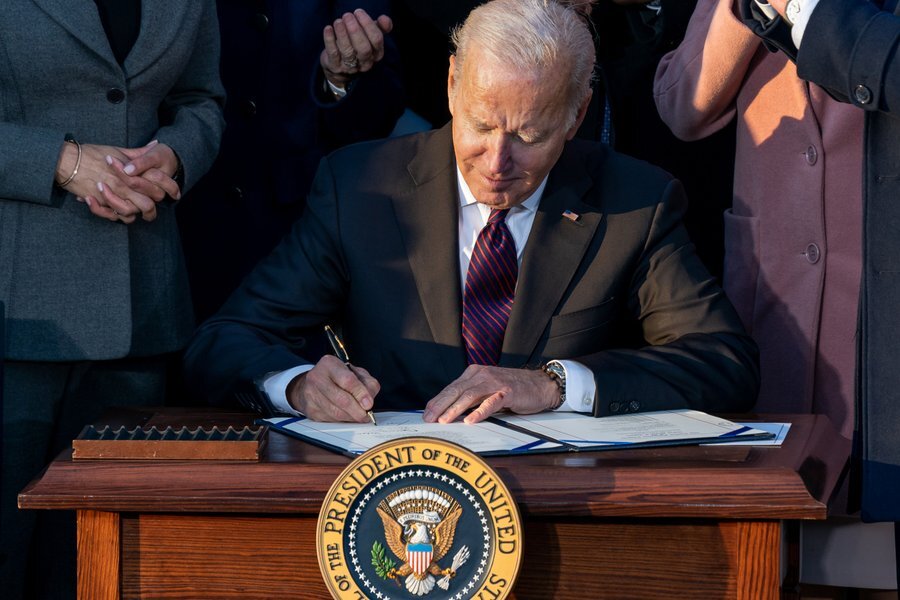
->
19, 409, 849, 600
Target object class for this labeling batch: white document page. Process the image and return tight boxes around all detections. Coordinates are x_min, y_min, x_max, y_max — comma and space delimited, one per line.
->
263, 410, 562, 455
493, 409, 773, 449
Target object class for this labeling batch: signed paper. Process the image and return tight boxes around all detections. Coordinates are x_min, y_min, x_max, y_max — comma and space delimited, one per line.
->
263, 411, 562, 455
262, 408, 773, 456
492, 409, 774, 449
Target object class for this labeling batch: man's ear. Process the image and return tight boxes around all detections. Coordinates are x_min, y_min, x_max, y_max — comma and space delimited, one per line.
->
566, 89, 593, 140
447, 55, 457, 117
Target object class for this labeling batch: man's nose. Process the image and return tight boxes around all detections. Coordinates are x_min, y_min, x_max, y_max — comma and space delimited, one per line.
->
485, 133, 511, 174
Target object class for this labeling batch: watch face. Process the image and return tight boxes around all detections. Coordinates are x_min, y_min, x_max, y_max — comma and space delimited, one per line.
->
546, 362, 565, 381
786, 0, 801, 25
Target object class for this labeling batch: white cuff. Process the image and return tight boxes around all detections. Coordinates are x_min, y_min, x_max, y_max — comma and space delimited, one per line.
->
325, 77, 348, 99
262, 365, 314, 416
754, 0, 779, 20
791, 0, 821, 49
552, 360, 596, 413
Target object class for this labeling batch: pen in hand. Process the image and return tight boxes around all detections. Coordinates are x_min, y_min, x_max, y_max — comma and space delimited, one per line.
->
325, 325, 377, 426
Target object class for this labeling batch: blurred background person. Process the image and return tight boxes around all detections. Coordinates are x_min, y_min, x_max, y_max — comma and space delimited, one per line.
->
740, 0, 900, 593
178, 1, 404, 327
656, 0, 897, 594
0, 2, 224, 598
655, 0, 862, 439
584, 0, 737, 280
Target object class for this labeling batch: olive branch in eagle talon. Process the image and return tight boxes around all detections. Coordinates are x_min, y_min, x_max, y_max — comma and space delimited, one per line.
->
371, 541, 397, 581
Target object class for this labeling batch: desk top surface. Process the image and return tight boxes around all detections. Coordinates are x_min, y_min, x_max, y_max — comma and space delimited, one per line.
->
20, 408, 849, 520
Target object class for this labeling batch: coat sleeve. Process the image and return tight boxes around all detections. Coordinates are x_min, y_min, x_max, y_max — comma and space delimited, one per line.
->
0, 122, 66, 206
653, 0, 761, 141
795, 0, 900, 114
580, 179, 761, 416
182, 156, 348, 408
154, 0, 226, 193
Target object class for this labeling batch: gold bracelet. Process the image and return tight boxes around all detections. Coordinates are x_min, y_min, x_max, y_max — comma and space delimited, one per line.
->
58, 138, 82, 188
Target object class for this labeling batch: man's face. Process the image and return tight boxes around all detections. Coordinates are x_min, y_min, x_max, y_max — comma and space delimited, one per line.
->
448, 47, 588, 210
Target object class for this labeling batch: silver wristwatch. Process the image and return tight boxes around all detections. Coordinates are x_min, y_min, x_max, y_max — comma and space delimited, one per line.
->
541, 360, 566, 410
785, 0, 803, 26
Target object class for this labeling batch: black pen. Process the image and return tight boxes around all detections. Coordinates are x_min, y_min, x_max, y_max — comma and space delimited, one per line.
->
324, 325, 377, 426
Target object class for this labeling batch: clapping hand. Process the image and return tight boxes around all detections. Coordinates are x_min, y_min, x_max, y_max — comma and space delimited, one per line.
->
320, 9, 393, 90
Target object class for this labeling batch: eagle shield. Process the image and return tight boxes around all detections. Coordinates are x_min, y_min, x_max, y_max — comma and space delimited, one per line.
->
407, 543, 433, 577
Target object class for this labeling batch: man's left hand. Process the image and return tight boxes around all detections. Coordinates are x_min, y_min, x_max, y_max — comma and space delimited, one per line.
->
423, 365, 559, 424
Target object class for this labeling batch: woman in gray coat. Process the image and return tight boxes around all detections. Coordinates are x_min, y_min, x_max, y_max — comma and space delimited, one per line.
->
0, 1, 224, 597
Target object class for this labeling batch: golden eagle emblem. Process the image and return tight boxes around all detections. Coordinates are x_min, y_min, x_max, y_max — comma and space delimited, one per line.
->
373, 487, 471, 596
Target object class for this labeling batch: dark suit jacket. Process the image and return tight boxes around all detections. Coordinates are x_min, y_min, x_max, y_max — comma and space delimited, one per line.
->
0, 0, 224, 361
184, 124, 759, 416
742, 0, 900, 521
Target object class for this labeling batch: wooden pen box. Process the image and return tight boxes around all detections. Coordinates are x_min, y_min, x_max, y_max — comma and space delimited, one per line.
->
72, 425, 267, 461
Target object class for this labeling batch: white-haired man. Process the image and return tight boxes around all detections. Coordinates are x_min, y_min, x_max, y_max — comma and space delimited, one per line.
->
185, 0, 759, 423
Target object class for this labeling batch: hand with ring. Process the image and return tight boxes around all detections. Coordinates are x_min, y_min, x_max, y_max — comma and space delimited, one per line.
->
320, 8, 393, 90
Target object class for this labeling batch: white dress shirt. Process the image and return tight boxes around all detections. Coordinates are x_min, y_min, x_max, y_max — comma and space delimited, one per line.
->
264, 168, 598, 416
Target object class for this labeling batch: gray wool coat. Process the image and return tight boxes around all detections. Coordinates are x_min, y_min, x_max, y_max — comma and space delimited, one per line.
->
0, 0, 225, 361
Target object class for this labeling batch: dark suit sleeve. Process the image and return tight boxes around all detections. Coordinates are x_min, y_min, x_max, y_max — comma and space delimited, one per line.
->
579, 180, 760, 416
183, 157, 348, 409
795, 0, 900, 113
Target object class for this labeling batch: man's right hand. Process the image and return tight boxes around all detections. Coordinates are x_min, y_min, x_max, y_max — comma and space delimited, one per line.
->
286, 355, 380, 422
320, 9, 393, 89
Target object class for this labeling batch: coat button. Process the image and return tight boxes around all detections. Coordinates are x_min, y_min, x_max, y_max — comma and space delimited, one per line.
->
805, 243, 821, 264
244, 99, 257, 117
106, 88, 125, 104
854, 84, 872, 105
628, 400, 641, 412
228, 186, 243, 202
805, 146, 818, 165
609, 402, 621, 413
254, 13, 269, 32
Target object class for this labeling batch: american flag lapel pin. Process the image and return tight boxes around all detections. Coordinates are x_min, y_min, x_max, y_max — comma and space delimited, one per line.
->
562, 209, 581, 223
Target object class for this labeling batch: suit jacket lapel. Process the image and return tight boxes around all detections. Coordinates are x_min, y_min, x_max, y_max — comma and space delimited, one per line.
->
123, 1, 189, 79
32, 0, 116, 67
392, 125, 468, 376
32, 1, 188, 78
500, 144, 602, 367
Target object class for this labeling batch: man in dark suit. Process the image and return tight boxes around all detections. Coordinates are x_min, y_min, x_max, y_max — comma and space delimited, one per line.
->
185, 0, 759, 425
741, 0, 900, 586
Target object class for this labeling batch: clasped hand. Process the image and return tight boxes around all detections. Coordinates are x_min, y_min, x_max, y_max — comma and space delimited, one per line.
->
288, 359, 559, 424
56, 139, 181, 223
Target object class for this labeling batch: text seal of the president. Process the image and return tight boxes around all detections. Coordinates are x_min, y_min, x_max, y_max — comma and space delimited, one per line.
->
317, 437, 522, 599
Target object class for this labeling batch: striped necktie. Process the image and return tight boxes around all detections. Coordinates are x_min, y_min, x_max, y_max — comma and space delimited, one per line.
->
462, 208, 518, 365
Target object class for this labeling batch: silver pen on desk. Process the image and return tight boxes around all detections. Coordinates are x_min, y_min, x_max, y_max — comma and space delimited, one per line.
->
324, 325, 377, 426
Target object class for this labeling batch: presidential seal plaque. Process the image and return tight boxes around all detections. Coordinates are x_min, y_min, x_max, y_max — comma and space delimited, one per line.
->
317, 437, 522, 599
